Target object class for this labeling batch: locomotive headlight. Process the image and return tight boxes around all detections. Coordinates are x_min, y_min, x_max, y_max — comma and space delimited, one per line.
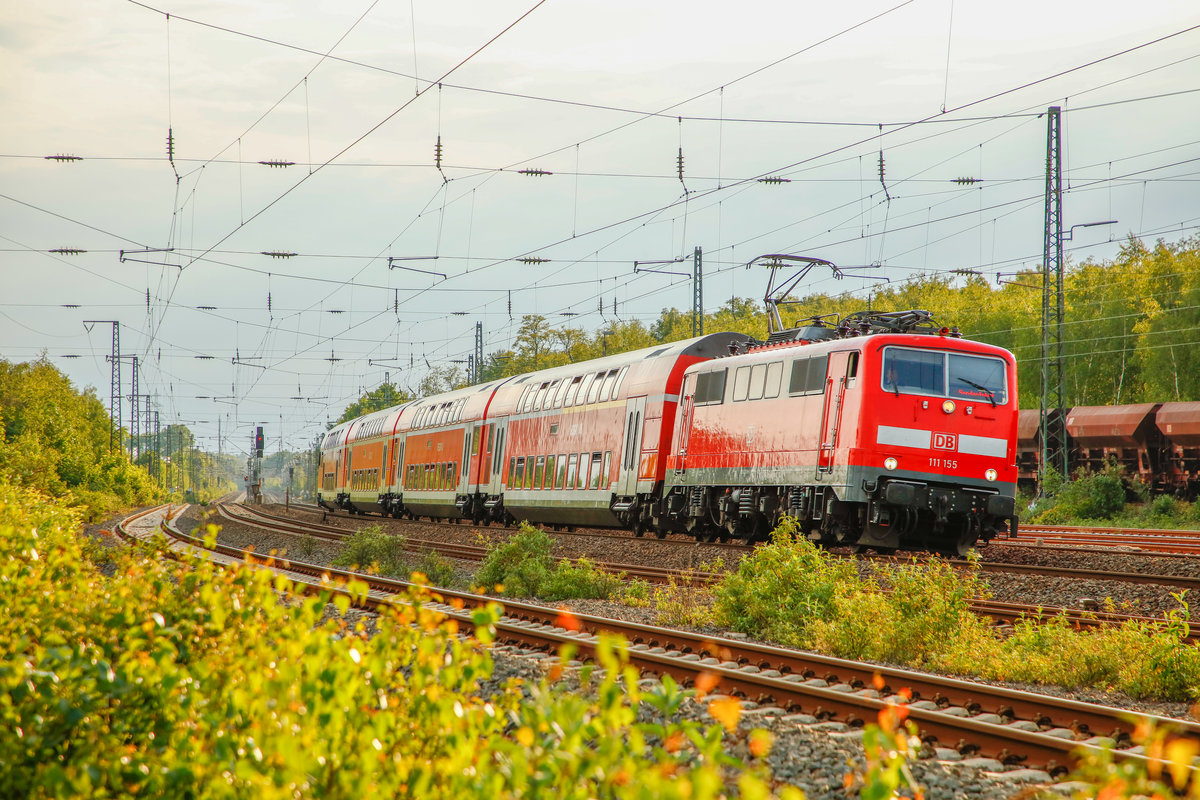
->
884, 457, 898, 470
941, 400, 956, 414
985, 468, 997, 482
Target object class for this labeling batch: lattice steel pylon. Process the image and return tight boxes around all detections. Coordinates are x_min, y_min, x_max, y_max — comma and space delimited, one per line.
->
86, 321, 121, 453
474, 321, 483, 384
130, 356, 139, 463
1039, 106, 1068, 489
692, 247, 703, 337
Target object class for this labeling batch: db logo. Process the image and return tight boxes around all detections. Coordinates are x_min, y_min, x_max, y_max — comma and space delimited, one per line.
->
932, 432, 957, 451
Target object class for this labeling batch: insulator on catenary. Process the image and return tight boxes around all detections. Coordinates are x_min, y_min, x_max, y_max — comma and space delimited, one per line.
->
676, 148, 684, 181
259, 160, 295, 168
434, 135, 443, 169
518, 168, 552, 176
50, 247, 86, 255
952, 177, 982, 185
260, 251, 297, 259
757, 176, 791, 184
45, 154, 82, 162
517, 257, 549, 264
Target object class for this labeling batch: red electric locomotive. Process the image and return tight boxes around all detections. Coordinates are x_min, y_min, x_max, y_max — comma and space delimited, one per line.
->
656, 310, 1019, 554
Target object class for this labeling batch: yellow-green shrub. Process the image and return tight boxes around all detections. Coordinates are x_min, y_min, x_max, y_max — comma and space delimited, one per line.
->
0, 479, 794, 799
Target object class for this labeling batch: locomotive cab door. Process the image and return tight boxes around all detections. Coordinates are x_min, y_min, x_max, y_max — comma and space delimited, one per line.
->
817, 353, 849, 474
618, 397, 648, 495
674, 374, 696, 476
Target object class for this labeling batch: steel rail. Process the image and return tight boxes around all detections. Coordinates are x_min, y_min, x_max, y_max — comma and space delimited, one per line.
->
149, 507, 1200, 778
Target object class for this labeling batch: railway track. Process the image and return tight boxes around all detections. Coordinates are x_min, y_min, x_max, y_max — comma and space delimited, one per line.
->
224, 503, 1199, 642
1006, 524, 1200, 556
115, 503, 1200, 781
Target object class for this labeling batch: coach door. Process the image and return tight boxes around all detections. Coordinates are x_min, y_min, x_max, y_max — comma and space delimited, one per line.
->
486, 421, 507, 495
618, 397, 647, 495
817, 353, 849, 474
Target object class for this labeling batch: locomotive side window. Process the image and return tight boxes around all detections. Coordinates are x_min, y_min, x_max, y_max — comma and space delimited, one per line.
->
764, 361, 782, 398
694, 369, 727, 406
949, 353, 1008, 404
788, 355, 828, 395
748, 364, 767, 400
732, 366, 750, 401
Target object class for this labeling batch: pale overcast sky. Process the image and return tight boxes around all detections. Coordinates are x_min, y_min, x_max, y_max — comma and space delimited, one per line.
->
2, 0, 1198, 454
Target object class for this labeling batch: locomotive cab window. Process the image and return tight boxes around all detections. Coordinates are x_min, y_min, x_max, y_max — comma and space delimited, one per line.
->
694, 369, 727, 406
881, 347, 1007, 404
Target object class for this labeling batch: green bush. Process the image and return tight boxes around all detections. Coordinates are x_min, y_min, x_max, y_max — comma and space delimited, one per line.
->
416, 548, 457, 588
332, 524, 407, 575
711, 517, 860, 647
1032, 462, 1127, 523
0, 477, 796, 799
475, 523, 554, 596
712, 517, 1200, 701
475, 524, 624, 601
539, 557, 624, 601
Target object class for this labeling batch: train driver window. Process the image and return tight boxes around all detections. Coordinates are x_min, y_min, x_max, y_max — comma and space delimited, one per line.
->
764, 361, 782, 399
949, 353, 1008, 404
882, 348, 943, 396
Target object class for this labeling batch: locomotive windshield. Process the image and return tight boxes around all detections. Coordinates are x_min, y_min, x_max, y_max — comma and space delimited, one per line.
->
881, 347, 1008, 405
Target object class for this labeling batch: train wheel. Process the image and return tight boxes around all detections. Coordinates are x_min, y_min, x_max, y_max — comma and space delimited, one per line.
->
654, 527, 667, 539
632, 521, 645, 537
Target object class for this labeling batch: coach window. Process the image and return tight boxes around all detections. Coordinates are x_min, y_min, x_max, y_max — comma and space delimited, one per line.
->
764, 361, 782, 398
587, 452, 604, 489
577, 373, 596, 405
565, 453, 578, 489
448, 462, 457, 488
543, 455, 556, 488
586, 371, 605, 404
534, 456, 546, 489
599, 369, 618, 402
732, 365, 751, 401
555, 454, 567, 488
561, 376, 581, 407
551, 379, 569, 407
601, 451, 611, 489
533, 382, 550, 410
513, 457, 525, 488
610, 366, 629, 400
748, 363, 767, 400
545, 380, 562, 409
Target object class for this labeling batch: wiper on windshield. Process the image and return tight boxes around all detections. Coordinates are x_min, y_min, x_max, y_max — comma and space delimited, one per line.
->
959, 378, 997, 408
